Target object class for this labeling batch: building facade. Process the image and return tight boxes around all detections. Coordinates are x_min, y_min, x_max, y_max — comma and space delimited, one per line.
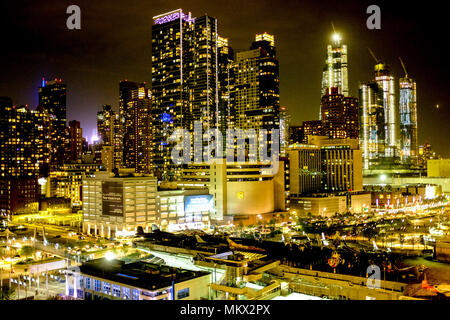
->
82, 172, 158, 237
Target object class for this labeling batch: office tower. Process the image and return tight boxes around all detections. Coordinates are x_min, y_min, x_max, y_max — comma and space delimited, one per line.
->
152, 9, 194, 179
0, 102, 51, 215
189, 15, 219, 131
359, 81, 386, 170
122, 84, 152, 173
119, 81, 140, 169
287, 137, 363, 194
97, 105, 115, 146
399, 76, 418, 165
152, 9, 221, 178
374, 62, 397, 157
218, 36, 235, 140
38, 78, 68, 167
279, 106, 290, 155
301, 120, 323, 143
321, 33, 348, 118
234, 33, 280, 158
288, 125, 303, 144
321, 87, 359, 140
68, 120, 83, 161
97, 104, 122, 169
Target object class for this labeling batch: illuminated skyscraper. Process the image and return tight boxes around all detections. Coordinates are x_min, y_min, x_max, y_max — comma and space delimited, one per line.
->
374, 62, 397, 157
38, 78, 68, 167
0, 101, 51, 215
152, 9, 219, 179
97, 104, 122, 169
218, 36, 235, 142
121, 84, 152, 173
321, 33, 348, 118
359, 81, 385, 170
399, 75, 418, 165
234, 33, 280, 159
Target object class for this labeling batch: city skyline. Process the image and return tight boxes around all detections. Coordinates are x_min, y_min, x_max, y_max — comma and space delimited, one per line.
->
0, 0, 449, 158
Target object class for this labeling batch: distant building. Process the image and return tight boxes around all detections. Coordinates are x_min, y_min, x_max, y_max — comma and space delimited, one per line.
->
49, 162, 101, 208
119, 82, 152, 174
288, 125, 303, 144
66, 258, 211, 300
301, 121, 323, 143
321, 33, 348, 118
427, 159, 450, 177
399, 76, 418, 165
38, 78, 68, 167
321, 87, 358, 140
69, 120, 83, 162
0, 101, 51, 215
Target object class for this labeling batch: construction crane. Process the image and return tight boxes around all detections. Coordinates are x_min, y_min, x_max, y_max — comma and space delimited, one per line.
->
399, 57, 408, 78
368, 47, 379, 63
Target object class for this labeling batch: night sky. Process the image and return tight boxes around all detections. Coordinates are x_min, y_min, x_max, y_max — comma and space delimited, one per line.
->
1, 0, 449, 156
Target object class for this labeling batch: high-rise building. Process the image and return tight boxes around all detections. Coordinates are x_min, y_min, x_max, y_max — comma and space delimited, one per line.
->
359, 81, 386, 170
321, 87, 359, 140
38, 78, 67, 167
97, 104, 122, 169
68, 120, 83, 162
399, 76, 418, 165
120, 83, 152, 173
234, 33, 279, 131
97, 105, 115, 146
373, 63, 397, 157
0, 101, 51, 215
279, 106, 290, 155
321, 33, 348, 118
152, 9, 221, 179
301, 120, 323, 143
288, 125, 303, 144
234, 33, 280, 159
218, 36, 235, 141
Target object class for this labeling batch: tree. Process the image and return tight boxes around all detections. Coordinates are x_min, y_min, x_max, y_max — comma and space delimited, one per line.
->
0, 286, 15, 300
20, 246, 34, 259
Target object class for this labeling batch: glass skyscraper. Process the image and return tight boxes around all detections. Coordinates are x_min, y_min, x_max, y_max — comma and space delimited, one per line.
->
321, 33, 348, 119
399, 76, 418, 164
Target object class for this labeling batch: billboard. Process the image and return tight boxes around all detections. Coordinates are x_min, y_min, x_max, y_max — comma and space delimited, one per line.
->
102, 181, 123, 216
184, 195, 213, 213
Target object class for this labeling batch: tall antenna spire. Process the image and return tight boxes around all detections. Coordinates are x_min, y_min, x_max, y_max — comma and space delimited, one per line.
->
399, 57, 408, 78
367, 47, 379, 63
331, 21, 336, 33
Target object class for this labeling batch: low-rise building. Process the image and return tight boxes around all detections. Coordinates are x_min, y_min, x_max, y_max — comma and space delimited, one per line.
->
290, 192, 371, 217
65, 258, 211, 300
156, 189, 213, 232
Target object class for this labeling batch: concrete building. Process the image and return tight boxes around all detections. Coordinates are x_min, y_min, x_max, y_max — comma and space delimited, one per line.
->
288, 136, 363, 194
66, 258, 211, 300
180, 159, 289, 222
427, 159, 450, 178
82, 172, 157, 237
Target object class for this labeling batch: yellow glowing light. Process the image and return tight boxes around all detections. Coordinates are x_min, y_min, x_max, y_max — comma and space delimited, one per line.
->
332, 33, 341, 43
